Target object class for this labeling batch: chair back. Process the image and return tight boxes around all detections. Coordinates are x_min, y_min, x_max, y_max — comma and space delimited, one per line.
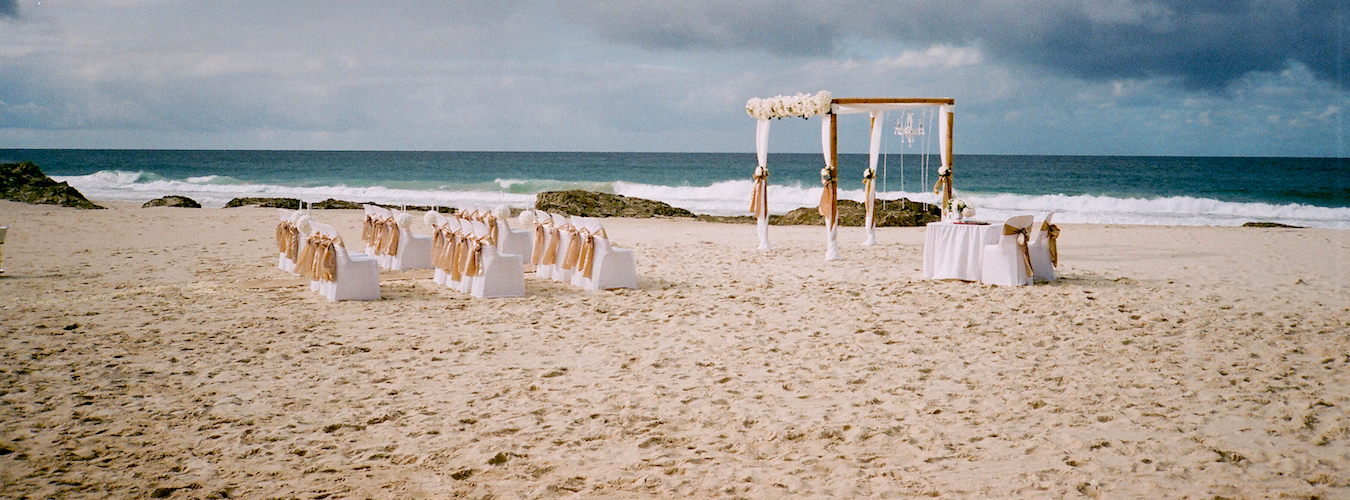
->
1001, 215, 1035, 244
1032, 211, 1056, 244
310, 221, 350, 260
278, 208, 294, 222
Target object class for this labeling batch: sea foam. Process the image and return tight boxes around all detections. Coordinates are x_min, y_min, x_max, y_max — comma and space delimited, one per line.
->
51, 170, 1350, 229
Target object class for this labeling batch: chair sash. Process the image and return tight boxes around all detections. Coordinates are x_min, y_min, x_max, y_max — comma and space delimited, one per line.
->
531, 220, 548, 265
296, 233, 339, 281
1043, 221, 1060, 267
577, 227, 607, 279
432, 224, 456, 272
541, 220, 565, 266
1003, 223, 1033, 278
562, 226, 589, 271
362, 215, 377, 248
376, 218, 400, 256
462, 234, 491, 277
750, 167, 769, 218
485, 215, 499, 245
450, 225, 469, 281
276, 221, 300, 261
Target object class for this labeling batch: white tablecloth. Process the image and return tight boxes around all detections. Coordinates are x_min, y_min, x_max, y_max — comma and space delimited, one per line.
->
923, 221, 1003, 281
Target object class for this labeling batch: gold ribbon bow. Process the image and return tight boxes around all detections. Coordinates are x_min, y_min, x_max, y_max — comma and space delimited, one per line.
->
362, 214, 377, 248
531, 220, 548, 266
1003, 224, 1033, 278
818, 167, 837, 227
562, 225, 587, 271
862, 169, 876, 225
578, 227, 606, 279
1044, 222, 1060, 267
750, 167, 769, 218
449, 223, 469, 281
296, 233, 339, 282
276, 221, 300, 261
542, 220, 566, 266
461, 234, 491, 277
377, 218, 400, 257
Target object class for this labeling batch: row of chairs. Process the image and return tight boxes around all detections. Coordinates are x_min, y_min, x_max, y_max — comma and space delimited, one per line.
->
981, 211, 1058, 286
523, 211, 638, 291
275, 206, 637, 301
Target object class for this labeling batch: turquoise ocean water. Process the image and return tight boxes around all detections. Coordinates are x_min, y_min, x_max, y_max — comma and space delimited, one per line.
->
3, 149, 1348, 229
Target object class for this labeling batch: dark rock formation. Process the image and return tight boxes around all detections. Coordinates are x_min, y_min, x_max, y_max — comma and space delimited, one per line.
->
535, 190, 695, 218
311, 198, 364, 210
0, 162, 104, 209
1242, 222, 1302, 228
773, 198, 941, 227
142, 195, 201, 208
223, 197, 302, 209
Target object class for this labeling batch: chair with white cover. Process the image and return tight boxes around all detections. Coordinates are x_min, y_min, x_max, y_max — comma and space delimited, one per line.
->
576, 217, 637, 290
467, 220, 526, 298
1028, 211, 1058, 282
495, 208, 533, 265
980, 215, 1036, 287
443, 216, 474, 294
532, 211, 560, 278
388, 208, 433, 270
550, 213, 576, 283
298, 220, 381, 301
276, 208, 302, 273
361, 204, 382, 258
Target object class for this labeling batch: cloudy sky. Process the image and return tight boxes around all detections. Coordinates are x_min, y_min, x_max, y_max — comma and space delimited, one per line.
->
1, 0, 1346, 156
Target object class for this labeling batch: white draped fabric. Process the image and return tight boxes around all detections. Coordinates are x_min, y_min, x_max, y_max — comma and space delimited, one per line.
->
821, 115, 839, 261
863, 110, 885, 246
755, 119, 771, 251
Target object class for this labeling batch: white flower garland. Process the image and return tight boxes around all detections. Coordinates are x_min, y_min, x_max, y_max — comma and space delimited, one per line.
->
746, 91, 832, 120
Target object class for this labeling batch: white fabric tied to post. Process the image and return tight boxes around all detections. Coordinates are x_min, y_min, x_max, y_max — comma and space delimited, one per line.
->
820, 116, 840, 261
752, 118, 771, 251
862, 109, 885, 246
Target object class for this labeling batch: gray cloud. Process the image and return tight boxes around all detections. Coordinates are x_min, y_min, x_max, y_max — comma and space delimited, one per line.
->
0, 0, 16, 17
560, 0, 1349, 90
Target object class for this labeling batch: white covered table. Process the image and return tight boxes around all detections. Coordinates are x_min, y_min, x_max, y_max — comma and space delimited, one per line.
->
923, 221, 1003, 281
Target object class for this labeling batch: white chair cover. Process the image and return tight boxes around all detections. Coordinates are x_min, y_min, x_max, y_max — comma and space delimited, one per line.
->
980, 215, 1036, 287
1029, 211, 1058, 282
277, 208, 299, 273
469, 221, 526, 298
307, 221, 381, 301
534, 211, 560, 279
389, 209, 433, 271
550, 213, 575, 283
581, 218, 637, 290
496, 213, 533, 264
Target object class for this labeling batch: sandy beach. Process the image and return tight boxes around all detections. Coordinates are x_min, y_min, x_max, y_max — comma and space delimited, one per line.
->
1, 199, 1348, 499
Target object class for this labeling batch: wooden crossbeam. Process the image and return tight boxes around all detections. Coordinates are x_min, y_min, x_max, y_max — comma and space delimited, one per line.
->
831, 97, 955, 106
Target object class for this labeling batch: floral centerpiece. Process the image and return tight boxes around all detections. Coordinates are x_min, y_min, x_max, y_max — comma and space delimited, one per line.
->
746, 91, 832, 120
949, 198, 975, 221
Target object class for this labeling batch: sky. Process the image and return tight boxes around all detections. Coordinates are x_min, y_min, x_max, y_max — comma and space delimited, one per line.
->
0, 0, 1346, 157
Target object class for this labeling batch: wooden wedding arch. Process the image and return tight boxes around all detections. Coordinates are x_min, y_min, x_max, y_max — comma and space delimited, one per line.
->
748, 93, 955, 260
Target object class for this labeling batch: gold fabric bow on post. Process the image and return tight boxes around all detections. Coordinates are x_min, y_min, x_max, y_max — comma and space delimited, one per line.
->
862, 168, 876, 227
1044, 222, 1060, 267
296, 234, 339, 282
817, 167, 838, 227
750, 166, 769, 219
1003, 224, 1033, 278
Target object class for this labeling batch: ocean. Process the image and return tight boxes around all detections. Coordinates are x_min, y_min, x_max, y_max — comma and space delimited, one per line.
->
3, 149, 1348, 229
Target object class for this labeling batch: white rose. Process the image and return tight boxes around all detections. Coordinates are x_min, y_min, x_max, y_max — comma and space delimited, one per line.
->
962, 206, 975, 218
519, 210, 537, 227
395, 212, 413, 228
424, 210, 438, 226
938, 166, 950, 176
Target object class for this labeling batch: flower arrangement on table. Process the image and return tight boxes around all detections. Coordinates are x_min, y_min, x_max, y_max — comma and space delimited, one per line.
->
746, 91, 832, 120
949, 198, 975, 220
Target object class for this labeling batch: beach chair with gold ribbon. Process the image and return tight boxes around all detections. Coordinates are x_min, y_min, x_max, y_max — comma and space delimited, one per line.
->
389, 208, 433, 271
980, 215, 1036, 287
298, 220, 381, 301
1028, 211, 1059, 282
466, 220, 525, 298
276, 208, 303, 274
573, 217, 636, 291
494, 206, 533, 268
549, 213, 576, 283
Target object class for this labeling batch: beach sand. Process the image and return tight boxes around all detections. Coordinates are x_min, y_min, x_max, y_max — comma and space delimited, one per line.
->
1, 200, 1348, 499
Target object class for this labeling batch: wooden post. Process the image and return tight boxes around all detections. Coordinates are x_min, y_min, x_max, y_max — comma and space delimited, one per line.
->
943, 110, 954, 216
830, 112, 839, 229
